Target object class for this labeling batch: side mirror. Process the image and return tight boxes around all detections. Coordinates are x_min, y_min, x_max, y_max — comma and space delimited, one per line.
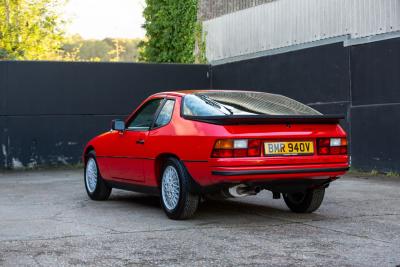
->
111, 119, 125, 131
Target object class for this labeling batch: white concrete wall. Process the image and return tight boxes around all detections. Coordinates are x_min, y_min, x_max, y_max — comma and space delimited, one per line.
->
203, 0, 400, 63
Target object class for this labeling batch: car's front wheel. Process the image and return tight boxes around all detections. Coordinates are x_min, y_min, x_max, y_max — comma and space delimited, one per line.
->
84, 152, 112, 201
160, 158, 200, 220
283, 188, 325, 213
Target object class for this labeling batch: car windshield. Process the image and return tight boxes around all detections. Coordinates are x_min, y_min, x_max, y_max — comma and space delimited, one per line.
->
182, 91, 321, 116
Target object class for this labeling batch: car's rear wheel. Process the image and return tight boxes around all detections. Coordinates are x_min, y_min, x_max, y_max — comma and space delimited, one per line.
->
283, 188, 325, 213
160, 158, 200, 220
84, 152, 112, 201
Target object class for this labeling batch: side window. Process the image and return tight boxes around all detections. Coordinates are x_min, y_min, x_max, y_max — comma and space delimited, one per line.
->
154, 99, 175, 128
127, 98, 163, 130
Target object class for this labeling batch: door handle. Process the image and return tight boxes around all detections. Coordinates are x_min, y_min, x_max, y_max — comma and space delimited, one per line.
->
136, 139, 145, 145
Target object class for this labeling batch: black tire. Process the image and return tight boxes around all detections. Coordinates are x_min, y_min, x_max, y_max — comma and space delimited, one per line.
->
160, 158, 200, 220
283, 188, 325, 213
84, 151, 112, 201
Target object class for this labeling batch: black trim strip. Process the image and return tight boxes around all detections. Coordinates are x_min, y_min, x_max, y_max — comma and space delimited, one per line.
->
124, 97, 165, 131
182, 114, 345, 125
151, 98, 176, 130
106, 180, 159, 195
97, 156, 155, 160
212, 167, 349, 176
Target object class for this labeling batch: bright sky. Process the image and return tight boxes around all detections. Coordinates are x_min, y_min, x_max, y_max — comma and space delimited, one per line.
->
64, 0, 146, 40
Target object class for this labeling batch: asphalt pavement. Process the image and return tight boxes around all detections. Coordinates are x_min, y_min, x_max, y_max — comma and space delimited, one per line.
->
0, 169, 399, 266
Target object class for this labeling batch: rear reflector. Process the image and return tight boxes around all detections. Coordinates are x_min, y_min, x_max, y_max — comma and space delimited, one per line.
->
318, 139, 330, 147
248, 140, 261, 157
212, 149, 233, 158
233, 149, 247, 157
330, 146, 341, 154
318, 147, 330, 155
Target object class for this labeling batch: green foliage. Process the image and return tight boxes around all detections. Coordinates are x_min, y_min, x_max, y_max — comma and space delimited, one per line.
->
194, 21, 207, 64
61, 35, 141, 62
0, 0, 65, 60
140, 0, 203, 63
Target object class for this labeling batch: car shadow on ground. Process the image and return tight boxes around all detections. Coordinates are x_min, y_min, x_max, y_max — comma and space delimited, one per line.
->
105, 191, 326, 221
108, 192, 161, 207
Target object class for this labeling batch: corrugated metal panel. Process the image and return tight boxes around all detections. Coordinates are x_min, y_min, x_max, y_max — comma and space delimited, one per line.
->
203, 0, 400, 63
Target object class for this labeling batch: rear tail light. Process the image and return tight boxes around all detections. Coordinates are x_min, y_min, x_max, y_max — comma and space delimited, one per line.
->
212, 139, 261, 158
247, 140, 261, 157
317, 138, 347, 155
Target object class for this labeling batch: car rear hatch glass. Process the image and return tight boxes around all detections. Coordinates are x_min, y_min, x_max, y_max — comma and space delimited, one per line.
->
182, 91, 344, 124
182, 91, 321, 117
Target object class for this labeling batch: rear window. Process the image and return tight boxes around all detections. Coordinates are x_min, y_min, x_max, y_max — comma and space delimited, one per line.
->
182, 91, 321, 117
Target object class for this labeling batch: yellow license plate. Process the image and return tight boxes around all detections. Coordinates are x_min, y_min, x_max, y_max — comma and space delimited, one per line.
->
264, 141, 314, 156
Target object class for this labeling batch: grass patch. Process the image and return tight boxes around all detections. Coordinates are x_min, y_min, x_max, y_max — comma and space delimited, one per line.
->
347, 169, 379, 177
348, 167, 400, 178
370, 169, 379, 176
386, 171, 400, 177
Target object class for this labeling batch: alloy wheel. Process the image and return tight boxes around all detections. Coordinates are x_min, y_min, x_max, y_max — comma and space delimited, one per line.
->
161, 166, 180, 210
85, 158, 98, 193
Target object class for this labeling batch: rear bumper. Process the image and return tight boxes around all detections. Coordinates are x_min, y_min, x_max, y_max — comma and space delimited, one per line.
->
211, 167, 349, 176
183, 159, 349, 187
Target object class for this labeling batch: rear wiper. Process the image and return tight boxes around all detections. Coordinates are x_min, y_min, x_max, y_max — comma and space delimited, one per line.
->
197, 94, 220, 108
197, 95, 233, 115
222, 105, 233, 115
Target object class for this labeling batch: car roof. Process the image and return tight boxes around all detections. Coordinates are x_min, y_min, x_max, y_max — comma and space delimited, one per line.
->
151, 89, 264, 98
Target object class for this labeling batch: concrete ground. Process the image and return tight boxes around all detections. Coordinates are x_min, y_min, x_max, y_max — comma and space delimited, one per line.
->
0, 170, 399, 267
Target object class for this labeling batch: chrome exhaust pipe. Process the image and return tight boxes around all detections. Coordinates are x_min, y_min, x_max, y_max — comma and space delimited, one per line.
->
226, 184, 261, 198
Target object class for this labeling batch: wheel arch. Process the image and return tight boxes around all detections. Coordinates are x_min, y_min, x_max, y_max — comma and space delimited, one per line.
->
154, 153, 180, 186
83, 145, 95, 164
154, 153, 201, 194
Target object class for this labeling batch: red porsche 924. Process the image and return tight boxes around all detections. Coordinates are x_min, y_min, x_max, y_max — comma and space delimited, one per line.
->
83, 90, 349, 219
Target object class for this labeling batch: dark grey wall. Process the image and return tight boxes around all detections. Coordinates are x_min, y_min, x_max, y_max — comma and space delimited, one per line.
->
212, 43, 352, 132
349, 38, 400, 171
211, 38, 400, 172
0, 61, 210, 169
1, 37, 399, 172
212, 43, 351, 104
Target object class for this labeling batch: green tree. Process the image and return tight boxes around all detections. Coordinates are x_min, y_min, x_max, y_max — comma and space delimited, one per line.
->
0, 0, 65, 60
108, 39, 125, 62
61, 35, 141, 62
140, 0, 200, 63
194, 22, 207, 64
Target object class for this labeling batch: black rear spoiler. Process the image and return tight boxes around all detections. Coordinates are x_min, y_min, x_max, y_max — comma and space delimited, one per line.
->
182, 114, 345, 125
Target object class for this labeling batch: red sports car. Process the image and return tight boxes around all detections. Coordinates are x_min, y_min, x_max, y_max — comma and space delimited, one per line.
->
83, 90, 349, 219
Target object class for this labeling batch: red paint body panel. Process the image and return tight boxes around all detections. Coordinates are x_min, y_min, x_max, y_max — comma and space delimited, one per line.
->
83, 91, 349, 190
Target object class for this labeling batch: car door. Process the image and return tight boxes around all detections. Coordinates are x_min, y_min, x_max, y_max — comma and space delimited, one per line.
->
108, 98, 164, 182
